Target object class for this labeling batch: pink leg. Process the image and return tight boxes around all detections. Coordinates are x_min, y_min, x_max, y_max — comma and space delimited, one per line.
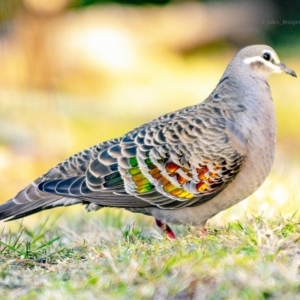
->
155, 219, 176, 239
191, 225, 208, 237
201, 227, 207, 235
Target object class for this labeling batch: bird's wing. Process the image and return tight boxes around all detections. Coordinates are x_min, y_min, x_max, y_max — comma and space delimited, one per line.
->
0, 102, 247, 220
0, 139, 147, 221
93, 103, 247, 209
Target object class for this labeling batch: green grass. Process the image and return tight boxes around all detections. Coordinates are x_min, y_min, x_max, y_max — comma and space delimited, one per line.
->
0, 212, 299, 299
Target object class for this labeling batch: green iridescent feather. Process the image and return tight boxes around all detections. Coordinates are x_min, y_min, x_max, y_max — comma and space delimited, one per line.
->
128, 157, 154, 194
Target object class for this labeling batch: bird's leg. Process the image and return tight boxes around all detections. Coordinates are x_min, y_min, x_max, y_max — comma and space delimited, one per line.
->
155, 219, 176, 239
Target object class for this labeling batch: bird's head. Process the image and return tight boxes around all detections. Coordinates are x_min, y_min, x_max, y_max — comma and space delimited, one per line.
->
230, 45, 297, 80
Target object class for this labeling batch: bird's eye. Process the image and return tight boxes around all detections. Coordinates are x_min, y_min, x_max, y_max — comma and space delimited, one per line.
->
263, 52, 271, 61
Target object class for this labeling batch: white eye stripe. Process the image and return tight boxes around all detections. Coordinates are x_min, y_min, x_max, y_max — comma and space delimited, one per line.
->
243, 56, 281, 73
243, 56, 266, 64
243, 49, 280, 64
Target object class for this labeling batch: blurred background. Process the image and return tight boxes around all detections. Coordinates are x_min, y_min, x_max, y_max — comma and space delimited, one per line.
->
0, 0, 299, 231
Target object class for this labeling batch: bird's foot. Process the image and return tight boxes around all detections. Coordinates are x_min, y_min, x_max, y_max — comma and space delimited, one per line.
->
155, 219, 176, 239
199, 227, 208, 236
186, 224, 207, 237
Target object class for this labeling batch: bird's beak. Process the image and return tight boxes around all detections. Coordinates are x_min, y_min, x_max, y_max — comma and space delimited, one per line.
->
278, 62, 297, 77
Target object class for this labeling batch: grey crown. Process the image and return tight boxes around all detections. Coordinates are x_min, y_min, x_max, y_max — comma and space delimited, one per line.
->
0, 45, 296, 238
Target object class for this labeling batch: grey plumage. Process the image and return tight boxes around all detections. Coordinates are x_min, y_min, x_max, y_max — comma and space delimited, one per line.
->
0, 45, 296, 238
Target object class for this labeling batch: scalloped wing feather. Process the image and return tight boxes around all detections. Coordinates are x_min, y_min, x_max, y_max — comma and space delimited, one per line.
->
0, 98, 247, 221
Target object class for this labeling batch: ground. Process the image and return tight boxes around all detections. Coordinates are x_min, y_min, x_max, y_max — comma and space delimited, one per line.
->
0, 212, 299, 299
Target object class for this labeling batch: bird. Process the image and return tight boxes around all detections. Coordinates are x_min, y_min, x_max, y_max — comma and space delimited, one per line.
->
0, 45, 296, 239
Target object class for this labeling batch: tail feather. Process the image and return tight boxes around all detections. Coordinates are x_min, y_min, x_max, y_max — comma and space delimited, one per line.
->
7, 206, 53, 221
0, 198, 59, 221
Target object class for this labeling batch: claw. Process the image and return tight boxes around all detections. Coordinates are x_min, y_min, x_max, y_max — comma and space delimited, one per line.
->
155, 219, 176, 239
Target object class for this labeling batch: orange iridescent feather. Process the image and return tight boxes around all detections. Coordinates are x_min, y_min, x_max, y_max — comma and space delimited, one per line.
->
128, 154, 223, 199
